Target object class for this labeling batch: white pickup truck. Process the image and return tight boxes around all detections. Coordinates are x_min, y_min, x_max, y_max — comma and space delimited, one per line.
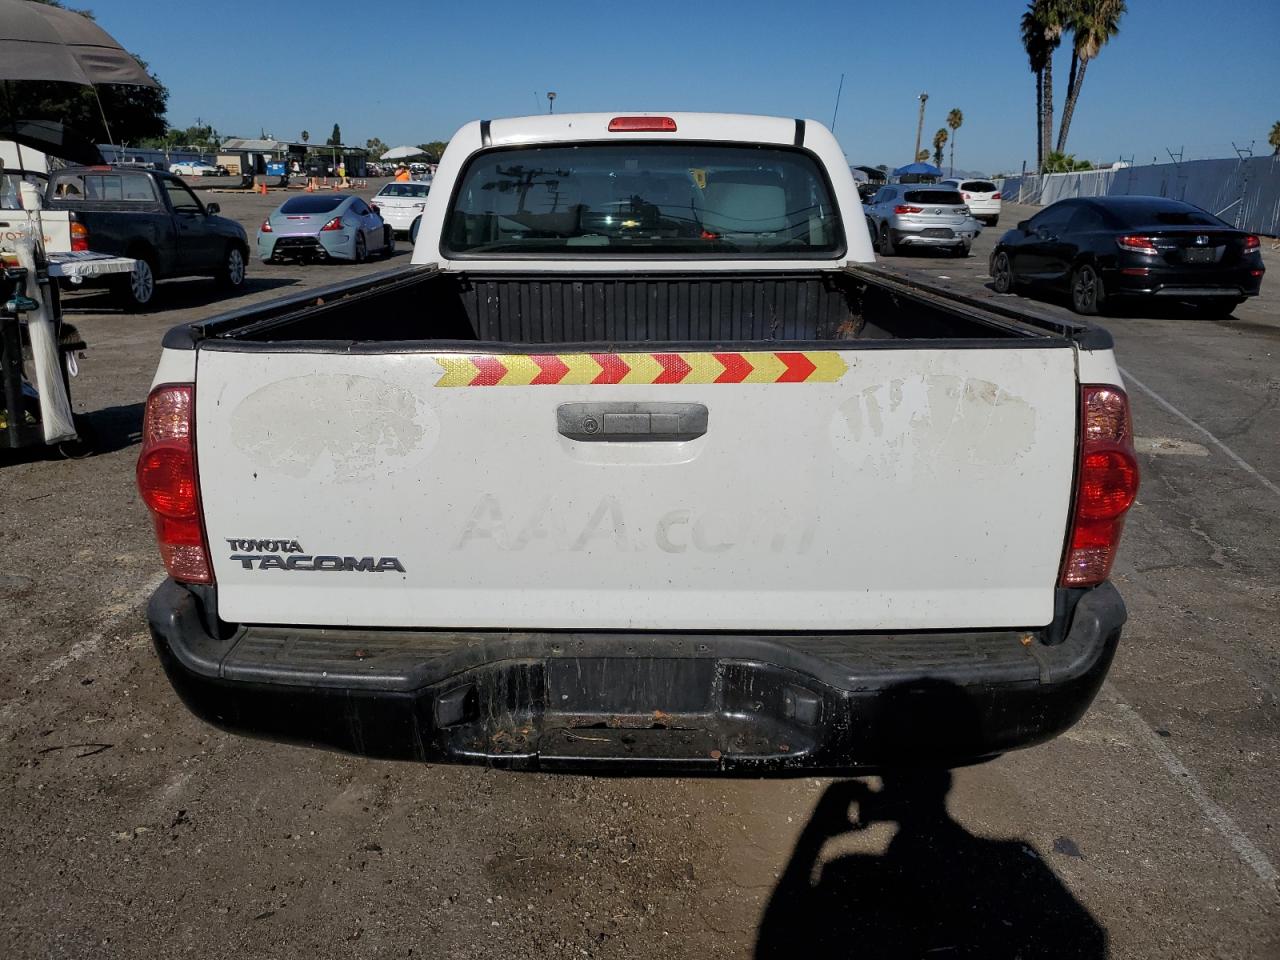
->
139, 113, 1138, 773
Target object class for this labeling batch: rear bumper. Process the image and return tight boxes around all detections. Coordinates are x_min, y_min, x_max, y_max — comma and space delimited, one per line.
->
890, 220, 980, 247
149, 580, 1125, 774
258, 232, 353, 261
1102, 264, 1264, 298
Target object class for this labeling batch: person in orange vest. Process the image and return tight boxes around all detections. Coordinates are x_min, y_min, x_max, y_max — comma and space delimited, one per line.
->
394, 164, 411, 183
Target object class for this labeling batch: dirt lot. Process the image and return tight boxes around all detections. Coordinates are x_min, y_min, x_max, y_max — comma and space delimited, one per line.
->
1, 186, 1277, 958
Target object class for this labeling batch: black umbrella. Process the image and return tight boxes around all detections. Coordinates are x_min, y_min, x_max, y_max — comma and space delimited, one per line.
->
2, 118, 102, 166
0, 0, 157, 87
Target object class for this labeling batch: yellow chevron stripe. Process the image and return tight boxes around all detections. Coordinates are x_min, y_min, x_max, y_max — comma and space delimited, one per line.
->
683, 353, 727, 384
807, 352, 849, 382
559, 353, 603, 385
497, 355, 541, 386
740, 352, 788, 383
435, 356, 480, 387
619, 353, 664, 384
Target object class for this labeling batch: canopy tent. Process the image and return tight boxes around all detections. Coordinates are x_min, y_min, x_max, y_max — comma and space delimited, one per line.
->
381, 145, 426, 161
891, 161, 943, 178
853, 164, 888, 182
0, 0, 157, 86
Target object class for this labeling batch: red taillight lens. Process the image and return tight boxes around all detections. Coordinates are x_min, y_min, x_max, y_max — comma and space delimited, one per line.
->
1117, 234, 1159, 255
608, 116, 677, 132
137, 385, 212, 584
321, 216, 344, 232
70, 221, 89, 252
894, 204, 923, 214
991, 192, 1001, 200
1060, 385, 1139, 587
1243, 234, 1260, 253
260, 218, 272, 233
962, 192, 971, 200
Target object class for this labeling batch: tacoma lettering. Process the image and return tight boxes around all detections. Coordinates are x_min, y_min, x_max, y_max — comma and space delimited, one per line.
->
229, 554, 406, 572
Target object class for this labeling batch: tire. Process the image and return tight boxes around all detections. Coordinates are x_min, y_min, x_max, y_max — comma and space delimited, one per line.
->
1070, 263, 1105, 316
879, 223, 896, 256
1194, 297, 1242, 320
951, 242, 971, 258
111, 254, 156, 311
985, 216, 999, 227
382, 226, 396, 258
353, 231, 367, 263
409, 216, 422, 245
215, 245, 247, 290
991, 251, 1014, 293
867, 217, 880, 252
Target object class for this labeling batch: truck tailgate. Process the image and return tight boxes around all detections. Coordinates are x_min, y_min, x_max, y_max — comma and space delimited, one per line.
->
194, 343, 1078, 631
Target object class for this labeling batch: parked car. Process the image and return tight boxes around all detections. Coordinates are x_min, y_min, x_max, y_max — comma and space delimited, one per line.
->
141, 112, 1136, 774
989, 196, 1266, 316
44, 165, 248, 310
169, 161, 217, 177
257, 193, 394, 263
940, 177, 1002, 225
371, 181, 430, 237
864, 184, 981, 256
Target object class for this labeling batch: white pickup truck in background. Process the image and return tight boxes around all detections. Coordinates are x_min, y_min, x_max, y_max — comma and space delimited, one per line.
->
139, 113, 1138, 773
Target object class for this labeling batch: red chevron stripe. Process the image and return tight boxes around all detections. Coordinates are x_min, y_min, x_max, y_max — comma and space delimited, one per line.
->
471, 355, 508, 386
653, 353, 692, 383
531, 354, 569, 384
591, 353, 631, 384
776, 352, 817, 383
713, 352, 753, 383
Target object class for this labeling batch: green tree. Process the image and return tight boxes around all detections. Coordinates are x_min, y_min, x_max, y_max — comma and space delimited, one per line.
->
365, 137, 389, 158
1057, 0, 1126, 153
326, 123, 342, 146
931, 128, 948, 167
1021, 0, 1067, 172
3, 0, 168, 144
946, 108, 963, 176
301, 130, 310, 143
1043, 151, 1093, 172
1271, 121, 1280, 156
416, 141, 449, 163
916, 148, 930, 163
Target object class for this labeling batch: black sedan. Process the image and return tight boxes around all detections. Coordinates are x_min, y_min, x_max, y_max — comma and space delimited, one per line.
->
989, 196, 1265, 316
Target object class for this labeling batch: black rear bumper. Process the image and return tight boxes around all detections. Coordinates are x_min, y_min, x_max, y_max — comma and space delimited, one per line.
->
149, 581, 1125, 774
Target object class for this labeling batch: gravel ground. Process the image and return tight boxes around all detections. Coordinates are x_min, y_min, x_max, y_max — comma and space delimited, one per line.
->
1, 186, 1277, 958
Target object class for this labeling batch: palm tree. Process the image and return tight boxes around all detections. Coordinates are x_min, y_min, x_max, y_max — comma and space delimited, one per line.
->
932, 128, 948, 167
1021, 0, 1067, 172
1268, 120, 1280, 156
301, 130, 310, 143
916, 149, 930, 163
946, 108, 963, 176
1057, 0, 1127, 153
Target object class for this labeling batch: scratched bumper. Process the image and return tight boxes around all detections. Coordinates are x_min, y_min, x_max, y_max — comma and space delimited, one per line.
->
148, 579, 1124, 774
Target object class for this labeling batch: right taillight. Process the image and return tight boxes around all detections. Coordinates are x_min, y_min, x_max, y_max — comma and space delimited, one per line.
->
991, 192, 1002, 200
1242, 234, 1260, 255
137, 384, 213, 584
1060, 385, 1139, 587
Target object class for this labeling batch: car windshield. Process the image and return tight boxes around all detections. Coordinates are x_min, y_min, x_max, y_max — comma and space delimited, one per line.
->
377, 183, 430, 198
444, 143, 843, 257
1112, 202, 1222, 227
279, 195, 346, 214
903, 190, 965, 205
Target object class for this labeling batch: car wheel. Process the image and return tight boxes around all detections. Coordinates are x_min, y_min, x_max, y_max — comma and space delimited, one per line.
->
1194, 297, 1242, 320
409, 216, 422, 245
216, 245, 247, 290
879, 223, 896, 256
112, 254, 156, 311
991, 251, 1014, 293
383, 226, 396, 258
867, 217, 880, 252
353, 231, 368, 263
1070, 263, 1105, 316
987, 216, 999, 227
952, 242, 971, 258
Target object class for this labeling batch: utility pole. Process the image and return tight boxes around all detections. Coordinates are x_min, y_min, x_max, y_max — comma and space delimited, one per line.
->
913, 92, 928, 165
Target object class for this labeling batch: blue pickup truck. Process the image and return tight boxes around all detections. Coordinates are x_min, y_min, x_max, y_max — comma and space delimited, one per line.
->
44, 166, 249, 310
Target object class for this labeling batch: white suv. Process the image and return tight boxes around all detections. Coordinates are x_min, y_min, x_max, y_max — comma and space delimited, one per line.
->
940, 178, 1001, 226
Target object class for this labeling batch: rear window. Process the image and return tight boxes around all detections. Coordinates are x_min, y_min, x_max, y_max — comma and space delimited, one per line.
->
1111, 201, 1222, 228
903, 190, 965, 205
280, 195, 346, 214
377, 183, 430, 198
51, 171, 157, 202
961, 181, 997, 193
444, 143, 844, 258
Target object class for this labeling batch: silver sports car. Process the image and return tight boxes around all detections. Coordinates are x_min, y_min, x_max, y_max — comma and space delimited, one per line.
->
257, 193, 394, 263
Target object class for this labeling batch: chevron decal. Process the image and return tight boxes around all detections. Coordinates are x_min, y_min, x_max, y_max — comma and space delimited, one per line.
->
432, 351, 848, 387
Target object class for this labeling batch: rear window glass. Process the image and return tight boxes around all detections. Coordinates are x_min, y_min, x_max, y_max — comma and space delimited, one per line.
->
377, 183, 430, 198
1112, 202, 1221, 227
903, 190, 964, 205
444, 143, 844, 258
280, 195, 346, 214
961, 181, 997, 193
51, 171, 156, 202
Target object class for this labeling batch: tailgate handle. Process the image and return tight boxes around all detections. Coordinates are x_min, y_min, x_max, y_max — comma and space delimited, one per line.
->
557, 402, 708, 442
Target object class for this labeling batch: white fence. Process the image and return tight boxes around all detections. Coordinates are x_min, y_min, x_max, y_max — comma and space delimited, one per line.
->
997, 155, 1280, 236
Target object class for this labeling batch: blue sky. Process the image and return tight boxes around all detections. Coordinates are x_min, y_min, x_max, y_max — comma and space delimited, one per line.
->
86, 0, 1279, 173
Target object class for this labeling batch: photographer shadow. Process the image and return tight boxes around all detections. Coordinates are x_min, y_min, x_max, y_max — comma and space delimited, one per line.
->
756, 683, 1107, 958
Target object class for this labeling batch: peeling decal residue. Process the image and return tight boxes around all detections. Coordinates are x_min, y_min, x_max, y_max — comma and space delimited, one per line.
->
831, 374, 1037, 477
230, 374, 436, 482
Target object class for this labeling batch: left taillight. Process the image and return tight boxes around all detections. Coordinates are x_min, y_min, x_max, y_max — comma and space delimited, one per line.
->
136, 384, 213, 584
70, 219, 89, 252
1060, 385, 1139, 587
320, 216, 344, 232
